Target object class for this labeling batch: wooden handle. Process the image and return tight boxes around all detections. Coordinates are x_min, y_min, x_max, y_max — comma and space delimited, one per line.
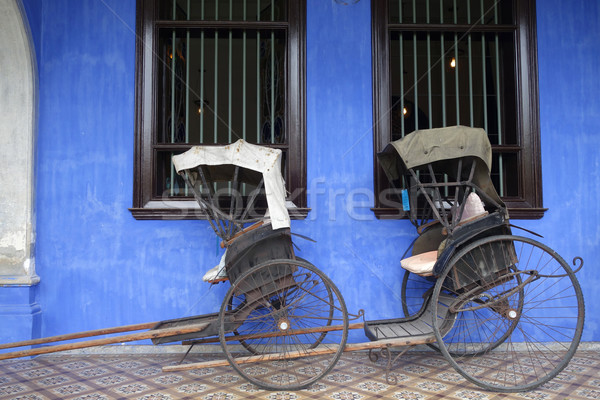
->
220, 221, 264, 248
0, 321, 157, 351
0, 323, 210, 361
417, 220, 441, 235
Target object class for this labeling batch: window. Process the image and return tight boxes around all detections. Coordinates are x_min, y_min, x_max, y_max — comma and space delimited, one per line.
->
131, 0, 307, 219
372, 0, 544, 219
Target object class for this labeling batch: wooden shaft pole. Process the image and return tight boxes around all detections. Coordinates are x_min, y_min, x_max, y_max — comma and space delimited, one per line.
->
182, 322, 365, 346
164, 345, 343, 371
163, 335, 436, 373
0, 323, 210, 361
0, 322, 158, 351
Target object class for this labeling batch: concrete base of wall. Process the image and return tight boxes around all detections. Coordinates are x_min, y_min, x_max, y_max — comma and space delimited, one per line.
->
0, 284, 41, 347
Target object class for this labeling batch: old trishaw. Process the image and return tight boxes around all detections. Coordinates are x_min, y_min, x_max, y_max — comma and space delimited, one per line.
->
0, 128, 585, 393
371, 125, 584, 391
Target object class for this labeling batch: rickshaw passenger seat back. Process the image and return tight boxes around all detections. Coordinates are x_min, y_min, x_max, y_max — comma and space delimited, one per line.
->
448, 239, 517, 292
440, 221, 516, 291
225, 223, 295, 286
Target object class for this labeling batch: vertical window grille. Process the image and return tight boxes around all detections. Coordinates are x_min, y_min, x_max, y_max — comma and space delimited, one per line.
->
156, 0, 288, 198
373, 0, 543, 218
388, 0, 515, 196
132, 0, 307, 219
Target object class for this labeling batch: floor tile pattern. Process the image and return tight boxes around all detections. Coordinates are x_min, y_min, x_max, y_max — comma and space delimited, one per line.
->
1, 350, 599, 400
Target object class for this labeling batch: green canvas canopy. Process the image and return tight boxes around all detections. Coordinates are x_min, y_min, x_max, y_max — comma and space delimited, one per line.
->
378, 125, 504, 207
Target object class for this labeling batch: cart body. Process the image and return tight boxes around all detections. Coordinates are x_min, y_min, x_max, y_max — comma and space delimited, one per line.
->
367, 126, 584, 392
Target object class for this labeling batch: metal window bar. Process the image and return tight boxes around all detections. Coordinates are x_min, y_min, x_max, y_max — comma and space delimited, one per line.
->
242, 1, 247, 195
398, 0, 405, 137
467, 0, 474, 126
185, 21, 190, 143
211, 0, 219, 144
453, 0, 459, 125
270, 30, 275, 143
214, 38, 219, 143
426, 0, 432, 128
400, 35, 405, 138
257, 0, 261, 143
412, 0, 418, 131
227, 2, 233, 195
271, 3, 275, 143
185, 0, 191, 196
494, 1, 504, 197
170, 0, 177, 197
481, 0, 488, 133
171, 4, 176, 144
242, 2, 247, 140
228, 1, 233, 144
440, 0, 446, 126
200, 0, 205, 142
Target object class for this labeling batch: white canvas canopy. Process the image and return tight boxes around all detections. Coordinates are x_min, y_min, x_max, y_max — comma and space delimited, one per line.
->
172, 139, 290, 230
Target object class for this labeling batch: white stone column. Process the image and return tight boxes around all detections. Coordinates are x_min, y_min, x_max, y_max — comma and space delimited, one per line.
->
0, 0, 39, 286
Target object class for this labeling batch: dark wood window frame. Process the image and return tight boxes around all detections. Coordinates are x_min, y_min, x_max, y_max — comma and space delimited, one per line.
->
130, 0, 308, 220
371, 0, 546, 220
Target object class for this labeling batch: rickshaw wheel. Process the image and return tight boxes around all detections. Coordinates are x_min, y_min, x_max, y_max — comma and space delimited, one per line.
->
431, 235, 585, 392
227, 257, 336, 355
219, 258, 349, 391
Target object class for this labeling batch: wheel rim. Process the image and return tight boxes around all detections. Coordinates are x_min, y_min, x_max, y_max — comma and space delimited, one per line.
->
219, 259, 348, 390
401, 270, 435, 317
432, 235, 584, 392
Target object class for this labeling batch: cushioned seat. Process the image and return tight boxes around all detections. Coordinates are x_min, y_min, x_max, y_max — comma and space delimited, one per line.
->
400, 250, 437, 276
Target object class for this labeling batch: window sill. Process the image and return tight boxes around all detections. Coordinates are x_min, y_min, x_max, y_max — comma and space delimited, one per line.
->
130, 201, 311, 220
371, 207, 548, 220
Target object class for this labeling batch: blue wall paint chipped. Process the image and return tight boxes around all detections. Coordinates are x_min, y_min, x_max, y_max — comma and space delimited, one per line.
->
12, 0, 600, 344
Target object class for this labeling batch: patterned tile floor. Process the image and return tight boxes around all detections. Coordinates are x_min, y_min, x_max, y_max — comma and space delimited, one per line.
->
1, 350, 599, 400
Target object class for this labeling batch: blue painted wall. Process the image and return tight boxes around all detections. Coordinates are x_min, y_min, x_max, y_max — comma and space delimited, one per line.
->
14, 0, 600, 344
535, 0, 600, 340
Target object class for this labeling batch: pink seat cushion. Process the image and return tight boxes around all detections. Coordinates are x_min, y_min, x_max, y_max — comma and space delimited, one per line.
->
400, 250, 437, 276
